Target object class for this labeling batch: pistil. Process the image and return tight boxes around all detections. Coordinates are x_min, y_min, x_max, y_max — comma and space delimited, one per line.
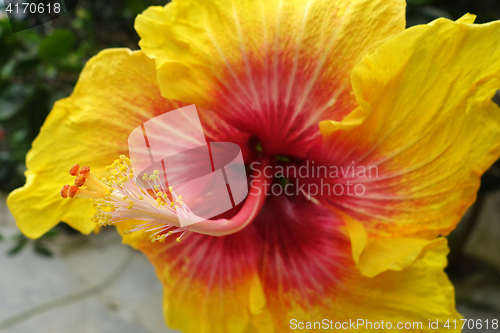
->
60, 156, 271, 242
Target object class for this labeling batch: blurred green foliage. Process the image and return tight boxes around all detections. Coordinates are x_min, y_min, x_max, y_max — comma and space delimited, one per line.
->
407, 0, 500, 26
7, 226, 58, 257
0, 0, 165, 193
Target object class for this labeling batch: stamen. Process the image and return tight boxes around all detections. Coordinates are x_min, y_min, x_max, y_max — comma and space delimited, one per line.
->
61, 157, 191, 240
60, 156, 271, 242
176, 229, 188, 243
61, 185, 70, 198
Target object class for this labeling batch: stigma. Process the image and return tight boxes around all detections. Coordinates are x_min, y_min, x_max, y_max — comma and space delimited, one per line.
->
60, 156, 190, 243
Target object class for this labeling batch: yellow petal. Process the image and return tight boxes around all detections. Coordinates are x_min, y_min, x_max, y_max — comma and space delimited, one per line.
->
135, 0, 405, 157
344, 215, 443, 277
456, 13, 476, 24
319, 107, 369, 135
263, 223, 462, 332
319, 17, 500, 274
342, 238, 462, 332
7, 49, 184, 239
119, 199, 461, 333
127, 226, 273, 333
136, 0, 406, 102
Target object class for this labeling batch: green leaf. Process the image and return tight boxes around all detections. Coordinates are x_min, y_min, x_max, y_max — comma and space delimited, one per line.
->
39, 29, 75, 61
33, 241, 53, 257
42, 228, 59, 239
0, 84, 34, 121
0, 231, 3, 242
7, 236, 28, 256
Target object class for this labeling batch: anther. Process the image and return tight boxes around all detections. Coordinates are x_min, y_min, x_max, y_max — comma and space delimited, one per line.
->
69, 164, 80, 176
61, 185, 71, 198
74, 175, 86, 187
68, 186, 79, 198
79, 166, 90, 175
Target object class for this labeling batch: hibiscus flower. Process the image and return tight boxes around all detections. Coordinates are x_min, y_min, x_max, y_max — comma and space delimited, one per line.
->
8, 0, 500, 332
